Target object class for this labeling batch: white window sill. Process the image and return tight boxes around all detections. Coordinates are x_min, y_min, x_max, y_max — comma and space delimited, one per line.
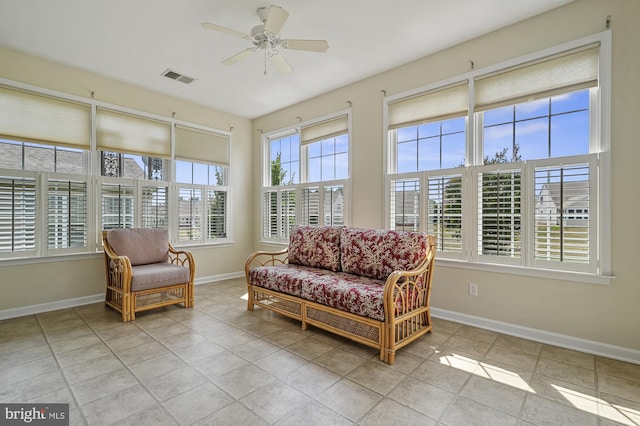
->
436, 258, 613, 285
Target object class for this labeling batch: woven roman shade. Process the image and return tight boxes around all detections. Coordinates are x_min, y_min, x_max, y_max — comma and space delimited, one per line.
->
96, 108, 171, 157
175, 125, 229, 166
300, 115, 348, 146
388, 82, 468, 129
475, 44, 599, 112
0, 86, 90, 148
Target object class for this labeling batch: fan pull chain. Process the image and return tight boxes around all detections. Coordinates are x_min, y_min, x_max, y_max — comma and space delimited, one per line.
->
264, 48, 267, 75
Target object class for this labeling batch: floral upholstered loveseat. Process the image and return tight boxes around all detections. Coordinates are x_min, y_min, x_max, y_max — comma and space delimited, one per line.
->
245, 226, 436, 364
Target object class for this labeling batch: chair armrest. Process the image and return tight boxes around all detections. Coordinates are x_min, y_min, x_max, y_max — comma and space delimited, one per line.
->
102, 243, 133, 293
168, 244, 196, 276
245, 247, 289, 278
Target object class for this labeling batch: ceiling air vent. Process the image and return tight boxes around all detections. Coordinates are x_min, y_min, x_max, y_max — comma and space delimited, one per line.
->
162, 69, 196, 84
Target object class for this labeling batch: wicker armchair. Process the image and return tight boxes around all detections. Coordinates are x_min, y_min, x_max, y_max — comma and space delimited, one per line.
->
102, 228, 195, 322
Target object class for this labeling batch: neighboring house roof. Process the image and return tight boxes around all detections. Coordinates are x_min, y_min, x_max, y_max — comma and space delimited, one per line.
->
538, 181, 589, 210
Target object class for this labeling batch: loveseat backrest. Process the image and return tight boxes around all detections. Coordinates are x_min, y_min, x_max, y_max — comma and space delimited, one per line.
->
288, 225, 342, 272
340, 227, 428, 281
106, 228, 169, 266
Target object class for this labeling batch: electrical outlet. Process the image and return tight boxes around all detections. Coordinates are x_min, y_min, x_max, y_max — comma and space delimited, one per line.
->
469, 282, 479, 297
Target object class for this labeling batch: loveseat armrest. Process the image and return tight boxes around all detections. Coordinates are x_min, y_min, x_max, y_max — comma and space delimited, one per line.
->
245, 247, 289, 312
245, 247, 289, 275
382, 235, 436, 363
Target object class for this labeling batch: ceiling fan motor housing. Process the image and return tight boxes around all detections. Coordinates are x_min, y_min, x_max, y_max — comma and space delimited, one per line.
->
251, 24, 279, 49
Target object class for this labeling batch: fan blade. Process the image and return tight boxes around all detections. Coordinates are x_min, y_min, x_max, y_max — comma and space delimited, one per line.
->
269, 51, 293, 73
264, 5, 289, 34
222, 48, 257, 65
280, 39, 329, 53
201, 22, 250, 39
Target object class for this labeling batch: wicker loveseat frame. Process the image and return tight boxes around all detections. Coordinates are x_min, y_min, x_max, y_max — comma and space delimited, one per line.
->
102, 228, 195, 322
245, 226, 436, 365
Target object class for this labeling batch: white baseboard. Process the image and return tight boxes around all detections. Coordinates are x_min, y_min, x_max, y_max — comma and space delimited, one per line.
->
431, 307, 640, 365
194, 271, 244, 285
0, 294, 105, 320
0, 271, 246, 320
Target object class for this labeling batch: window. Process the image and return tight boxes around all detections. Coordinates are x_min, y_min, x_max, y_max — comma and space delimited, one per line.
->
385, 34, 609, 277
175, 126, 230, 244
0, 83, 232, 260
263, 113, 349, 241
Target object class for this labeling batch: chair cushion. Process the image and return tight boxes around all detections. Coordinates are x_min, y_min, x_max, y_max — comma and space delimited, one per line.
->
107, 228, 169, 266
340, 227, 428, 281
288, 225, 342, 272
130, 263, 190, 292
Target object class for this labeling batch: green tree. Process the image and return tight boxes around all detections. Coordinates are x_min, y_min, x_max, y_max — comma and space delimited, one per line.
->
271, 152, 295, 186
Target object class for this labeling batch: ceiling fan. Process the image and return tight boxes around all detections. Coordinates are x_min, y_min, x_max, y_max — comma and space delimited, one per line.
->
201, 5, 329, 74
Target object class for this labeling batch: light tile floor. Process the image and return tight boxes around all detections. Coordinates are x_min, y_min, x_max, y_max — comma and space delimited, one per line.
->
1, 278, 639, 425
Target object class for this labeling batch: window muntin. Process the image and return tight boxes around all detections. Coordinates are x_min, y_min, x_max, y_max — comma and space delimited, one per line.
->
482, 90, 590, 162
307, 134, 349, 182
396, 117, 466, 173
270, 134, 300, 185
1, 139, 87, 174
175, 160, 227, 186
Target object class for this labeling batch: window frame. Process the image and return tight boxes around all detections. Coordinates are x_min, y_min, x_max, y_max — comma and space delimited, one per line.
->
383, 31, 611, 283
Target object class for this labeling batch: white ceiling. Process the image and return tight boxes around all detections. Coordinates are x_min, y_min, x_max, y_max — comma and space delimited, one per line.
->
0, 0, 573, 119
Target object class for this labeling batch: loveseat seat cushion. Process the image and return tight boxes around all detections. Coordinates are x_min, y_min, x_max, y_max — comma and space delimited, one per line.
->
288, 225, 342, 272
340, 227, 428, 281
130, 263, 190, 292
249, 264, 386, 321
107, 228, 169, 266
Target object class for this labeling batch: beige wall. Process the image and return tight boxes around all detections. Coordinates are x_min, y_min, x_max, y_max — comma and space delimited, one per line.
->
252, 0, 640, 352
0, 47, 254, 310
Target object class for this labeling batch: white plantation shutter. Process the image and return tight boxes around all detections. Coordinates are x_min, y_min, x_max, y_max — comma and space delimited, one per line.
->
280, 189, 296, 237
323, 185, 344, 226
207, 189, 227, 239
47, 179, 88, 249
263, 190, 279, 238
140, 183, 168, 229
101, 182, 134, 230
475, 44, 599, 111
534, 162, 593, 269
0, 176, 36, 253
389, 178, 420, 231
301, 187, 320, 226
388, 82, 468, 129
177, 187, 202, 242
477, 168, 522, 261
427, 174, 463, 253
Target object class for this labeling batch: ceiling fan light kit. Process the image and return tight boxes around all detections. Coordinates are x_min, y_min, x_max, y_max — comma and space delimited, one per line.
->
201, 4, 329, 74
